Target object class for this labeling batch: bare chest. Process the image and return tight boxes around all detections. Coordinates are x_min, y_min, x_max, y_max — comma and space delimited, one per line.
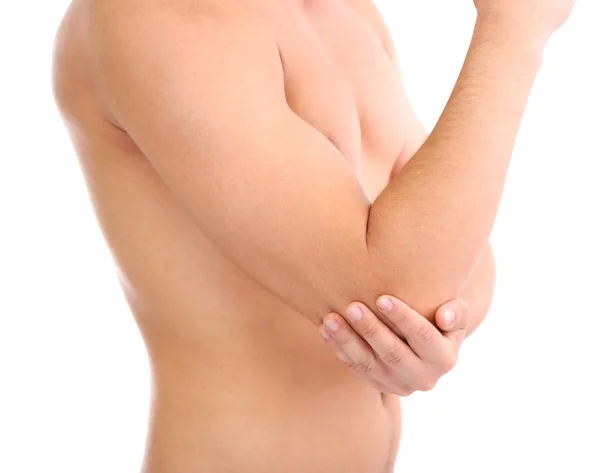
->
273, 1, 417, 199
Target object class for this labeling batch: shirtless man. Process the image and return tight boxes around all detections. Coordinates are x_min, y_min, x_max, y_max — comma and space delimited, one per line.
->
51, 0, 575, 471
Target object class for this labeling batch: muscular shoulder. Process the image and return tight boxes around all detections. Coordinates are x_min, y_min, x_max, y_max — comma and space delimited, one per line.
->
56, 0, 283, 130
87, 0, 278, 80
80, 0, 287, 138
88, 0, 269, 48
52, 1, 91, 120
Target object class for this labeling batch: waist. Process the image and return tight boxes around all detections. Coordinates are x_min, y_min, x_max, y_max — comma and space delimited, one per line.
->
135, 322, 402, 473
130, 292, 401, 472
142, 368, 401, 473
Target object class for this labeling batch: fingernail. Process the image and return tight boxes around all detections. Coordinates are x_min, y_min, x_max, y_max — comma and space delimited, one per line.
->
347, 304, 363, 321
377, 296, 393, 312
325, 318, 340, 332
319, 328, 330, 340
444, 307, 456, 327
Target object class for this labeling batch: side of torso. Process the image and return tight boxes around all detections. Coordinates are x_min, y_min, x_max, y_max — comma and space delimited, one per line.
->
53, 1, 424, 471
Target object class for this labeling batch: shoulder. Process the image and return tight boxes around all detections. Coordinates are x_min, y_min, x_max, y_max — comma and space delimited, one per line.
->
51, 1, 88, 116
81, 0, 286, 133
60, 0, 283, 125
88, 0, 270, 52
86, 0, 280, 87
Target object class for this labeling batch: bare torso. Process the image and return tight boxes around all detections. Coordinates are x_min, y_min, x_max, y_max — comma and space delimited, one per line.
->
53, 0, 427, 471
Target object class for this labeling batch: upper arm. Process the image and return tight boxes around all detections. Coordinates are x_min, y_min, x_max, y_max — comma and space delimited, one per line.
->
96, 7, 378, 324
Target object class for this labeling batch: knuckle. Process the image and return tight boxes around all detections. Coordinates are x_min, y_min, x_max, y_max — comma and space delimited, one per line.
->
350, 357, 375, 374
360, 321, 378, 340
398, 387, 415, 397
418, 377, 437, 392
440, 353, 458, 373
416, 325, 433, 343
382, 346, 405, 366
334, 333, 350, 347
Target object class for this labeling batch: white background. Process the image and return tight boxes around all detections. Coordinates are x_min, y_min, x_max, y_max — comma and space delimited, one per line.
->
1, 1, 599, 472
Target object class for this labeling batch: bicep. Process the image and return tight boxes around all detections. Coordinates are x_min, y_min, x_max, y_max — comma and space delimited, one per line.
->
99, 11, 377, 323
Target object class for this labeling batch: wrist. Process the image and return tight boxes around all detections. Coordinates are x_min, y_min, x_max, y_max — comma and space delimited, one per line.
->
474, 12, 550, 56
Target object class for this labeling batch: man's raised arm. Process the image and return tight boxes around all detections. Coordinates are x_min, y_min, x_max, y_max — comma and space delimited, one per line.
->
94, 3, 570, 325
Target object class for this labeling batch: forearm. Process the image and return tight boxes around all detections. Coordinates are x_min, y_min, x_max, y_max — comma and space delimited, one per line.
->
367, 16, 544, 320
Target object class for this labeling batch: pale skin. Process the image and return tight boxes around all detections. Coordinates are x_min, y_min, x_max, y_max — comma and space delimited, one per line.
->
52, 0, 574, 472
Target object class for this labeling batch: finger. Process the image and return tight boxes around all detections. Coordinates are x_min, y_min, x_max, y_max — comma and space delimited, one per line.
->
340, 302, 422, 371
319, 313, 383, 377
437, 298, 470, 347
376, 295, 448, 363
319, 321, 424, 398
318, 324, 351, 363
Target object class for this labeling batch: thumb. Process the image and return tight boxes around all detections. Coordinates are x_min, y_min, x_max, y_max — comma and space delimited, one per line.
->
435, 298, 470, 333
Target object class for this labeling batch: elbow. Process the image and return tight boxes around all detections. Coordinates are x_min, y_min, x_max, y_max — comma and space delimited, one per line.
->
370, 248, 471, 323
361, 244, 492, 326
364, 218, 482, 324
